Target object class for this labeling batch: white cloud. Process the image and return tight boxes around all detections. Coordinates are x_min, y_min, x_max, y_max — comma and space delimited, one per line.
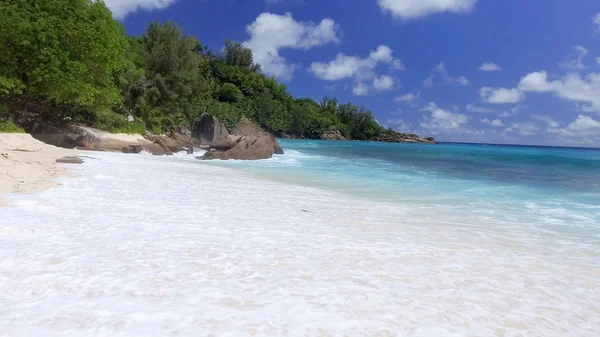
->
311, 45, 402, 96
560, 46, 588, 70
597, 57, 600, 65
481, 118, 504, 127
466, 104, 494, 113
478, 62, 502, 72
565, 115, 600, 131
423, 62, 469, 87
505, 122, 539, 136
518, 71, 600, 113
594, 13, 600, 30
499, 105, 521, 117
244, 13, 340, 80
420, 102, 469, 132
377, 0, 478, 20
372, 75, 395, 91
392, 59, 406, 71
547, 115, 600, 144
386, 118, 412, 130
104, 0, 178, 19
479, 87, 525, 104
531, 115, 559, 128
353, 83, 370, 96
395, 92, 421, 104
310, 45, 399, 81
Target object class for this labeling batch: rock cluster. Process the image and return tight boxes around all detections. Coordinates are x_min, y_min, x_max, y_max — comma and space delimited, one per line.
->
200, 118, 284, 160
321, 130, 347, 141
374, 129, 436, 144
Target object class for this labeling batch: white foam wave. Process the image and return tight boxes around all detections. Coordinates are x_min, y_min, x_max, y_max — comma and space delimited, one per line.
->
1, 151, 599, 336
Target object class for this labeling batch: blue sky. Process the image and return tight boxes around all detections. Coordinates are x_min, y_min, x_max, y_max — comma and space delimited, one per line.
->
107, 0, 600, 146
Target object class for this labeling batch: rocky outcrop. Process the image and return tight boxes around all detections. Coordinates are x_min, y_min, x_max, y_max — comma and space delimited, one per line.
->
28, 123, 168, 155
144, 131, 197, 155
192, 114, 229, 146
210, 134, 244, 151
374, 130, 436, 144
200, 118, 284, 160
321, 130, 347, 141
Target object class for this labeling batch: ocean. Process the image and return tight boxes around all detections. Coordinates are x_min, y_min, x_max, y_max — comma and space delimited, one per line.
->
1, 140, 599, 336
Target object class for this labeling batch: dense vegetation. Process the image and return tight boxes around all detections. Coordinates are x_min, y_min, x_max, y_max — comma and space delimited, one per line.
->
0, 0, 384, 140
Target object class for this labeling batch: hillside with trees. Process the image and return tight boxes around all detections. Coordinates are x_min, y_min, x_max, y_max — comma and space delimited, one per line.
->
0, 0, 388, 140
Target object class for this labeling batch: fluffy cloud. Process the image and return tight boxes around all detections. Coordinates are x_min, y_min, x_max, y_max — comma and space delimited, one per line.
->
547, 115, 600, 144
352, 84, 368, 96
499, 105, 521, 117
377, 0, 478, 20
478, 62, 502, 72
564, 115, 600, 131
518, 71, 600, 113
594, 13, 600, 30
479, 87, 525, 104
244, 13, 340, 80
505, 123, 539, 136
481, 118, 504, 127
310, 45, 401, 80
423, 62, 469, 87
104, 0, 178, 19
395, 92, 421, 104
352, 75, 396, 96
420, 102, 469, 132
466, 104, 494, 113
372, 75, 395, 91
311, 45, 402, 95
560, 46, 588, 70
597, 57, 600, 65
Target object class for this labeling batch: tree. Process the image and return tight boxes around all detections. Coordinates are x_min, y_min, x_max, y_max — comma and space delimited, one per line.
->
136, 21, 204, 124
222, 39, 261, 72
0, 0, 128, 108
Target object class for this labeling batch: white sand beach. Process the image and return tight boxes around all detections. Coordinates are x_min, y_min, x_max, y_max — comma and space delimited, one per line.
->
0, 134, 79, 205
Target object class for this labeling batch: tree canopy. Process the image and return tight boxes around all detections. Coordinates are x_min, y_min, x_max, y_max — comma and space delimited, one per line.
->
0, 0, 384, 140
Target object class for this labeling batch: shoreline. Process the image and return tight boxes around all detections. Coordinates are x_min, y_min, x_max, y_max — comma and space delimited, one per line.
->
1, 149, 598, 335
0, 133, 80, 206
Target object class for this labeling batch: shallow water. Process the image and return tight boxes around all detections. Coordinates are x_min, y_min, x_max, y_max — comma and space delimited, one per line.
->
1, 142, 599, 336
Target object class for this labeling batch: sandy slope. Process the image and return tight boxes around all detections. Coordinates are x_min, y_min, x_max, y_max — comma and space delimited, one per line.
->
0, 134, 79, 205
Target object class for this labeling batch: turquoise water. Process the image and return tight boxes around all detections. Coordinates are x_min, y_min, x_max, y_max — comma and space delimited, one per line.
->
209, 140, 600, 240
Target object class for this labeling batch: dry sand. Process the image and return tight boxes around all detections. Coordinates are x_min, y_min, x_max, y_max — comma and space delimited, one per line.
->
0, 134, 79, 206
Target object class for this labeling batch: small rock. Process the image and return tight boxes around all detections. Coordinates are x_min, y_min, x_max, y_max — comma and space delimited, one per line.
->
56, 156, 84, 164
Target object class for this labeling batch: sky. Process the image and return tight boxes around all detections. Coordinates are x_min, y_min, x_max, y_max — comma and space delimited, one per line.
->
106, 0, 600, 147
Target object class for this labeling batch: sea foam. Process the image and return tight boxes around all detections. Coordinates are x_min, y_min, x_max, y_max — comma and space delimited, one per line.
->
0, 151, 599, 336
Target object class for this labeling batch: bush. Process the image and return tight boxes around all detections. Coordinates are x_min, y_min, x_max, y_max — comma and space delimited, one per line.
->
217, 83, 242, 103
0, 119, 25, 133
91, 109, 127, 132
114, 121, 146, 135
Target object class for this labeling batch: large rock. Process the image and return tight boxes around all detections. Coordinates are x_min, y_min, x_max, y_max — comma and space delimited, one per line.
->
192, 114, 229, 146
28, 123, 169, 155
201, 118, 284, 160
321, 130, 347, 141
209, 134, 243, 151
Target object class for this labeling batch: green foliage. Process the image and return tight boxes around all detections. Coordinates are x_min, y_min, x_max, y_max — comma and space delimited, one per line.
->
0, 1, 384, 140
0, 0, 127, 107
0, 119, 25, 133
222, 39, 260, 72
91, 110, 128, 133
114, 121, 146, 135
217, 83, 243, 103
